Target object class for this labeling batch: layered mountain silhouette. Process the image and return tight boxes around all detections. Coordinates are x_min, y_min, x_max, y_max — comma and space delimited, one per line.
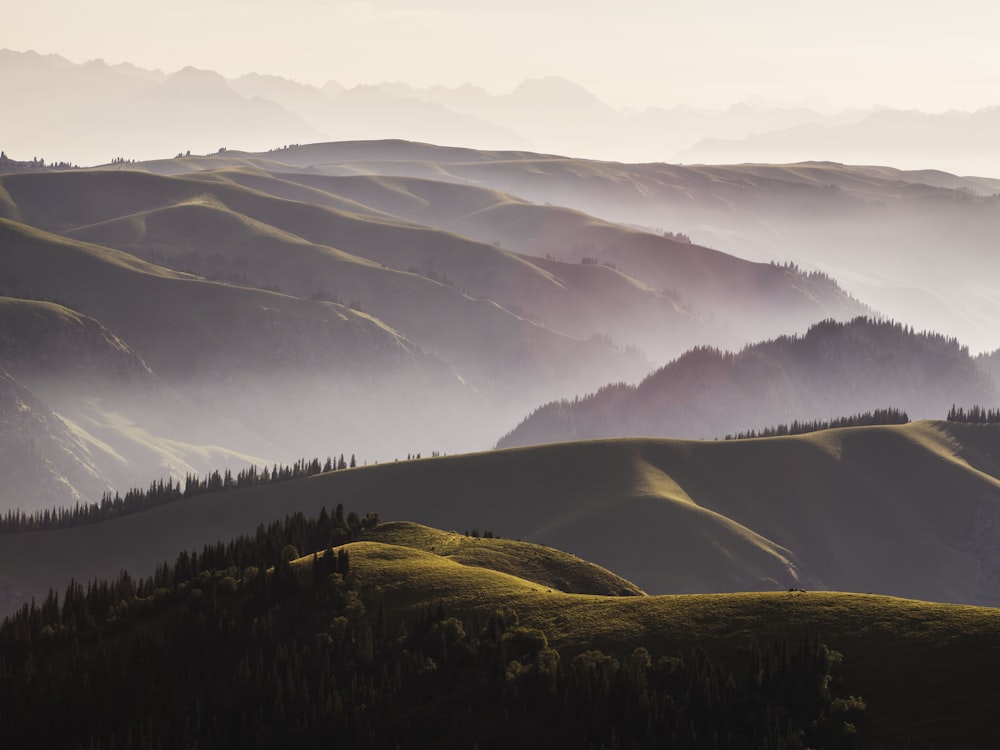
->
0, 146, 882, 513
497, 317, 999, 448
281, 142, 998, 353
5, 49, 999, 177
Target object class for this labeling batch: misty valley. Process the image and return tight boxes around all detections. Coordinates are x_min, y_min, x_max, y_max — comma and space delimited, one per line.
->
3, 83, 1000, 746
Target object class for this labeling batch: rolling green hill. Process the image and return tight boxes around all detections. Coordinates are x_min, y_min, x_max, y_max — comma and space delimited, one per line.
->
4, 420, 1000, 618
5, 505, 1000, 748
357, 521, 644, 597
338, 537, 1000, 749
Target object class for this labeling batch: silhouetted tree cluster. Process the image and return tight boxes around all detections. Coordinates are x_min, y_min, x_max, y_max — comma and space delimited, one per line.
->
0, 455, 357, 535
725, 408, 910, 440
946, 404, 1000, 423
0, 151, 77, 171
0, 505, 865, 749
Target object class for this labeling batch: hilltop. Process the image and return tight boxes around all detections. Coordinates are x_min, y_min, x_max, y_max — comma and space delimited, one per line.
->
5, 420, 1000, 617
4, 508, 1000, 748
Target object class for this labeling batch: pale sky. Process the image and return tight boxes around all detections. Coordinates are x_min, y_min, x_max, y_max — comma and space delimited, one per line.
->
4, 0, 999, 111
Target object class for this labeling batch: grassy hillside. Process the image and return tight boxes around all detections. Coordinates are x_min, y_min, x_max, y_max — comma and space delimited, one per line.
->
338, 538, 1000, 749
5, 505, 998, 748
2, 163, 868, 365
0, 217, 425, 379
357, 521, 644, 596
2, 169, 648, 389
0, 218, 507, 496
130, 163, 864, 354
5, 420, 1000, 618
0, 296, 154, 389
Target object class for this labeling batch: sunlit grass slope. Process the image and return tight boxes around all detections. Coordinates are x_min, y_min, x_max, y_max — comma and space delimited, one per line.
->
5, 421, 1000, 619
337, 538, 1000, 749
357, 521, 644, 596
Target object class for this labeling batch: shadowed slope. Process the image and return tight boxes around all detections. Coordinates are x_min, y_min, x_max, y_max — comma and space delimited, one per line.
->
0, 370, 112, 513
4, 421, 1000, 617
2, 169, 647, 390
0, 297, 282, 510
498, 316, 999, 447
265, 141, 1000, 352
0, 217, 427, 379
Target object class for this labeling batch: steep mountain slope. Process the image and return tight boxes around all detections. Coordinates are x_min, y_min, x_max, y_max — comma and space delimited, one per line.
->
0, 370, 112, 513
0, 296, 154, 391
5, 420, 1000, 617
498, 317, 999, 448
0, 297, 280, 510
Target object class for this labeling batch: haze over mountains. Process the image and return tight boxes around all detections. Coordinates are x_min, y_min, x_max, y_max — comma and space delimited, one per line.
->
3, 141, 897, 512
3, 51, 1000, 626
497, 317, 998, 448
6, 8, 1000, 742
4, 49, 1000, 177
7, 420, 1000, 618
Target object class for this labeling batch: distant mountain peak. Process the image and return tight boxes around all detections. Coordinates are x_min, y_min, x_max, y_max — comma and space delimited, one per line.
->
166, 66, 229, 90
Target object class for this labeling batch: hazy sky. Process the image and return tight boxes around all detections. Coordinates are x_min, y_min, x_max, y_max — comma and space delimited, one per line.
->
5, 0, 999, 111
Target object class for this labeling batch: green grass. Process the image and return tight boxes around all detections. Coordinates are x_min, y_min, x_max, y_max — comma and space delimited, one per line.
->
278, 520, 1000, 749
358, 521, 644, 595
322, 534, 1000, 749
5, 422, 1000, 621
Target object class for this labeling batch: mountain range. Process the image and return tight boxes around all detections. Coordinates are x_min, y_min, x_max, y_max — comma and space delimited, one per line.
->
497, 317, 999, 448
0, 145, 877, 511
6, 43, 1000, 750
4, 49, 1000, 176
